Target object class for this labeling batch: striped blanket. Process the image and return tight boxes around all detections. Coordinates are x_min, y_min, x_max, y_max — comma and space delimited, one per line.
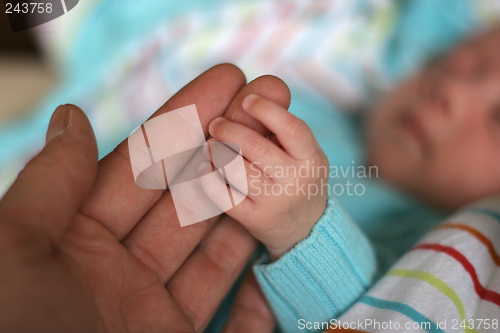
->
325, 198, 500, 333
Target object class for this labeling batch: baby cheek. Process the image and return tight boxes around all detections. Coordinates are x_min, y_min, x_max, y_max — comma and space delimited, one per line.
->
426, 133, 500, 208
451, 76, 497, 123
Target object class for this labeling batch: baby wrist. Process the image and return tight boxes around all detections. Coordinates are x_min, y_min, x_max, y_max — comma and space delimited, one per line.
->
265, 196, 328, 261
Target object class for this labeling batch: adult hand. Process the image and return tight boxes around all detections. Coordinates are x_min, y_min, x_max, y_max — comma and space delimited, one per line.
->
0, 64, 289, 332
221, 271, 276, 333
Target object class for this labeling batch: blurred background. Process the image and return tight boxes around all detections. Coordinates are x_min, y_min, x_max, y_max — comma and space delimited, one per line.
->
0, 1, 56, 123
1, 0, 500, 198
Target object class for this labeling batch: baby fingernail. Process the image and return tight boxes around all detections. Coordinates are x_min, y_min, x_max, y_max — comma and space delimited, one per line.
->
209, 117, 224, 135
203, 144, 210, 160
203, 139, 218, 160
46, 105, 72, 143
198, 161, 212, 175
242, 94, 259, 111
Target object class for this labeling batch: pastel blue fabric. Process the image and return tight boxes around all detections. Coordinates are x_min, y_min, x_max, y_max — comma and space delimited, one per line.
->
253, 198, 377, 333
384, 0, 482, 81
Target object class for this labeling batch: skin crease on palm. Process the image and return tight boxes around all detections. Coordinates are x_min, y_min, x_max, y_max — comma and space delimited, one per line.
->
367, 26, 500, 210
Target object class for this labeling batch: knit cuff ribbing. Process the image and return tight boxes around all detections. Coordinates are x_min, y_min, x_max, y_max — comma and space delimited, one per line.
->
253, 197, 377, 333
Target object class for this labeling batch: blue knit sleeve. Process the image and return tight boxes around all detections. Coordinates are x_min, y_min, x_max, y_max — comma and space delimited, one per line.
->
253, 197, 377, 333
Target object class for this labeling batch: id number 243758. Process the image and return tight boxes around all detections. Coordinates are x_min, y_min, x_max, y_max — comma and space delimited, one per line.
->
5, 3, 53, 14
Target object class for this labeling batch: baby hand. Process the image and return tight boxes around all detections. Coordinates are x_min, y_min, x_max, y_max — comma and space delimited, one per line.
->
200, 94, 329, 260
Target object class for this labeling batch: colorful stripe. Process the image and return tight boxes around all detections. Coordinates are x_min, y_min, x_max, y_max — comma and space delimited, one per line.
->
415, 243, 500, 307
388, 269, 480, 333
437, 224, 500, 266
358, 296, 443, 333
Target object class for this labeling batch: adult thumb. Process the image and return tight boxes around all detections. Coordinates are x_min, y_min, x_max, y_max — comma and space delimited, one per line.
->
0, 104, 98, 243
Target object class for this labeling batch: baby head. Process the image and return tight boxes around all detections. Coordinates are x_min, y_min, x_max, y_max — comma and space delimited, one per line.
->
367, 27, 500, 210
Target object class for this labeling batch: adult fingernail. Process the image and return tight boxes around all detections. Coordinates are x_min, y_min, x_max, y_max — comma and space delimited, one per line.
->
46, 105, 72, 143
242, 94, 258, 111
209, 117, 224, 136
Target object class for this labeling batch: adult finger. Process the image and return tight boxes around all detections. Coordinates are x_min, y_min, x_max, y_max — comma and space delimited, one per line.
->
221, 272, 275, 333
80, 64, 246, 240
166, 215, 259, 332
0, 104, 98, 243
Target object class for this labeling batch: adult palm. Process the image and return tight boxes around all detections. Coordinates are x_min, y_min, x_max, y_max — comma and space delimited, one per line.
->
0, 64, 289, 333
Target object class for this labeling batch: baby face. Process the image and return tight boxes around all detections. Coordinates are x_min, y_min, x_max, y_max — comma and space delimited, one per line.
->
367, 27, 500, 210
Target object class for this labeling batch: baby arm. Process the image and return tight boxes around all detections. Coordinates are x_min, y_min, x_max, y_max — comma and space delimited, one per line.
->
201, 94, 378, 332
